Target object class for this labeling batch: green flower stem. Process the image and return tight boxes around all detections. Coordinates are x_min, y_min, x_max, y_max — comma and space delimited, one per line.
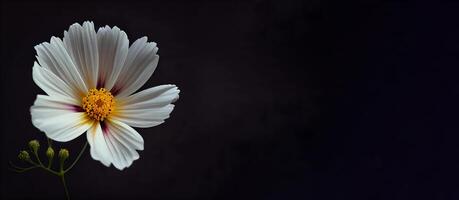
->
9, 161, 28, 170
64, 142, 87, 173
60, 172, 70, 200
32, 150, 45, 167
9, 165, 39, 173
27, 160, 60, 176
47, 155, 53, 169
10, 139, 87, 200
47, 137, 52, 147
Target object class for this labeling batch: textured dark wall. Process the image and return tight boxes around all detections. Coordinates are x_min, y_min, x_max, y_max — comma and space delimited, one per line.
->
1, 0, 459, 199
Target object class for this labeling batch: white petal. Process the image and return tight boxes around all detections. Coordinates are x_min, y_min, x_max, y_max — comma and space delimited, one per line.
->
63, 21, 99, 89
113, 85, 179, 128
86, 122, 111, 167
32, 62, 81, 104
112, 37, 159, 98
31, 95, 92, 142
97, 26, 129, 90
35, 37, 88, 95
112, 105, 175, 128
86, 119, 143, 170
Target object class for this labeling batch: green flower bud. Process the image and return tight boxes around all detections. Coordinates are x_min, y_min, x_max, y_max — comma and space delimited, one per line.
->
18, 150, 30, 161
58, 149, 69, 162
28, 140, 40, 153
46, 147, 55, 159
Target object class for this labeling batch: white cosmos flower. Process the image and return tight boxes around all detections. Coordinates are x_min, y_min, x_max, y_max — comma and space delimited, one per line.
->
30, 21, 180, 170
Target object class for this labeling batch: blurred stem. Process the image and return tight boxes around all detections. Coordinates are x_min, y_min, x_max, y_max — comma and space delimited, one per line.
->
32, 150, 44, 167
27, 160, 60, 176
9, 165, 38, 173
11, 138, 88, 200
47, 155, 53, 169
60, 173, 70, 200
64, 142, 87, 173
47, 137, 53, 147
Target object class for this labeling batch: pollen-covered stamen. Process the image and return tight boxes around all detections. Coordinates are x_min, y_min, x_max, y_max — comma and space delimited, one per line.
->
82, 88, 115, 121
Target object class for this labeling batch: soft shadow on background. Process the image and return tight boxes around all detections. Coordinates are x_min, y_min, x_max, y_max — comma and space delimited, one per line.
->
1, 0, 459, 199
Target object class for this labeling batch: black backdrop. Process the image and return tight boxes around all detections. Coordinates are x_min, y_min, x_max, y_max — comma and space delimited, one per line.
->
1, 0, 459, 199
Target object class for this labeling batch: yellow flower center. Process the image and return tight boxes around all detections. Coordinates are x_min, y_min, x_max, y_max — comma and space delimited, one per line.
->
82, 88, 115, 121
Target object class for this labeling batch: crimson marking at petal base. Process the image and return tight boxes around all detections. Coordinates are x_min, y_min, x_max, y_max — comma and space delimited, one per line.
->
110, 86, 121, 96
96, 78, 105, 89
71, 105, 85, 112
100, 121, 109, 135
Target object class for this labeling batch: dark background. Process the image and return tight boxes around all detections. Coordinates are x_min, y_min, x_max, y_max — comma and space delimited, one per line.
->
1, 0, 459, 199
